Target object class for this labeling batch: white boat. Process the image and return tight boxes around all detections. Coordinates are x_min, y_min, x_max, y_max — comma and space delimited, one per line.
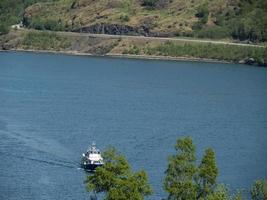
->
81, 142, 104, 171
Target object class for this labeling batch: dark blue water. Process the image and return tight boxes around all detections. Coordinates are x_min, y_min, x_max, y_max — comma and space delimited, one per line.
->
0, 52, 267, 200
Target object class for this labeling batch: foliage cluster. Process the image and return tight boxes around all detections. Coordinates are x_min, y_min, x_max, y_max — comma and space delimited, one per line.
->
164, 137, 218, 200
0, 24, 9, 35
86, 138, 267, 200
194, 26, 230, 39
251, 180, 267, 200
122, 45, 140, 55
85, 147, 152, 200
193, 0, 267, 42
24, 18, 64, 31
193, 4, 209, 31
228, 0, 267, 42
141, 0, 169, 8
0, 0, 21, 35
119, 14, 130, 22
142, 0, 158, 8
144, 41, 267, 66
0, 0, 58, 35
22, 31, 71, 50
120, 0, 134, 14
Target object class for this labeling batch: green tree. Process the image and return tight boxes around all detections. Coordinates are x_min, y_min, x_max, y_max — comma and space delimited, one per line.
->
206, 185, 229, 200
251, 179, 267, 200
195, 4, 209, 25
0, 23, 9, 35
198, 148, 218, 199
205, 184, 244, 200
164, 137, 198, 200
85, 147, 152, 200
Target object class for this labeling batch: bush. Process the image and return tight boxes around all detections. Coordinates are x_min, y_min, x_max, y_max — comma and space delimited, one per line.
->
22, 31, 71, 50
231, 17, 267, 42
192, 21, 204, 31
123, 45, 140, 54
195, 4, 209, 24
142, 0, 158, 7
251, 180, 267, 200
194, 26, 230, 39
28, 18, 64, 31
228, 1, 267, 42
120, 14, 130, 22
0, 23, 9, 35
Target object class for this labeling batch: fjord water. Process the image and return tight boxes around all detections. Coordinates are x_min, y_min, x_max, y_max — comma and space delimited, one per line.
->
0, 52, 267, 200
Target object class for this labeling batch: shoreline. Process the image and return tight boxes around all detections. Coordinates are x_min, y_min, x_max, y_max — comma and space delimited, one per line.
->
0, 48, 234, 65
1, 29, 266, 67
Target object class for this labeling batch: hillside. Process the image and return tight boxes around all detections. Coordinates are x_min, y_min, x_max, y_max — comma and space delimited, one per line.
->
1, 0, 267, 42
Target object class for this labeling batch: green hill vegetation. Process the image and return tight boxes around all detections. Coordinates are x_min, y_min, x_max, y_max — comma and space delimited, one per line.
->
1, 0, 267, 43
86, 137, 267, 200
141, 41, 267, 65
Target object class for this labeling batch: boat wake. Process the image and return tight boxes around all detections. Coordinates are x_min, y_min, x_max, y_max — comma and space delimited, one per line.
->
0, 152, 79, 169
0, 119, 81, 170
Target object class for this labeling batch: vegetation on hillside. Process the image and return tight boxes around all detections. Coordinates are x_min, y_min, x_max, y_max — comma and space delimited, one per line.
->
1, 0, 267, 43
21, 31, 71, 50
119, 40, 267, 66
21, 0, 267, 42
1, 29, 266, 66
85, 137, 267, 200
0, 0, 58, 34
142, 41, 267, 65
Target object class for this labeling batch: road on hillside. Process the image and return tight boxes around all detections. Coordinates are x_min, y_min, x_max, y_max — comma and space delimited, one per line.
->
22, 28, 266, 48
59, 31, 265, 48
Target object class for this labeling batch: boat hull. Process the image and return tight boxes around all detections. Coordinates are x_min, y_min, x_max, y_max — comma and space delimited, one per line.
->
81, 163, 103, 171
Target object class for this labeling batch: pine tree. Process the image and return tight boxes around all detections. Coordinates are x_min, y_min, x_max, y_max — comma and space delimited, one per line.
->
251, 179, 267, 200
164, 137, 198, 200
198, 148, 218, 199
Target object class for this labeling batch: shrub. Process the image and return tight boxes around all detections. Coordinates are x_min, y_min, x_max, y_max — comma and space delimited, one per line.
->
28, 18, 64, 31
194, 26, 230, 39
142, 0, 158, 8
251, 180, 267, 200
0, 23, 9, 35
120, 14, 130, 22
195, 4, 209, 24
22, 31, 71, 50
123, 45, 140, 54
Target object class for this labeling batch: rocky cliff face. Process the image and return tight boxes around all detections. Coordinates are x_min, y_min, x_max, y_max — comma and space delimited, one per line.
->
73, 23, 151, 36
72, 23, 179, 37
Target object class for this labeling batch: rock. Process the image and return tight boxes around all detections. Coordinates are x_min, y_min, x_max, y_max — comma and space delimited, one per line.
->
244, 57, 255, 65
238, 59, 246, 64
73, 23, 150, 36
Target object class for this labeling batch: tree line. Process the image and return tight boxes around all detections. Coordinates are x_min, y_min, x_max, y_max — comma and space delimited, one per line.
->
86, 137, 267, 200
0, 0, 58, 35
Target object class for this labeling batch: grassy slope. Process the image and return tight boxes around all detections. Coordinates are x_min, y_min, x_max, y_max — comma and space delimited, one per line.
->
1, 0, 266, 42
21, 0, 267, 42
23, 0, 229, 33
